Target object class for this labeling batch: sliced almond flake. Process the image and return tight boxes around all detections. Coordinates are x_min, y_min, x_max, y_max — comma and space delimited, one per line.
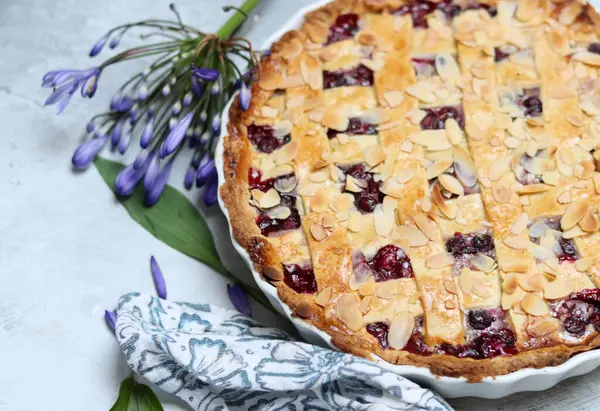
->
322, 214, 336, 228
445, 300, 456, 309
561, 200, 588, 230
322, 109, 349, 131
365, 146, 386, 167
347, 211, 362, 232
274, 140, 299, 165
566, 115, 584, 128
541, 171, 558, 186
296, 299, 312, 318
263, 265, 284, 281
374, 207, 394, 238
303, 97, 324, 112
310, 223, 328, 241
359, 295, 372, 314
426, 252, 454, 269
492, 183, 512, 204
503, 273, 517, 294
504, 234, 529, 250
399, 140, 414, 153
310, 188, 329, 213
572, 51, 600, 67
336, 294, 363, 331
358, 277, 375, 296
489, 155, 512, 181
384, 91, 405, 108
459, 267, 473, 294
425, 159, 452, 180
396, 169, 415, 183
471, 253, 497, 273
511, 213, 530, 235
521, 293, 548, 316
421, 197, 433, 213
406, 83, 438, 103
445, 119, 463, 146
432, 184, 457, 219
406, 109, 426, 125
360, 108, 390, 125
382, 196, 397, 214
576, 257, 595, 272
267, 206, 291, 220
414, 213, 438, 241
315, 287, 333, 306
557, 190, 572, 204
345, 175, 364, 193
261, 106, 279, 118
393, 225, 429, 247
336, 133, 350, 145
361, 58, 384, 72
438, 174, 464, 196
516, 184, 551, 195
504, 137, 521, 149
435, 53, 460, 85
309, 170, 328, 183
255, 188, 280, 209
579, 210, 599, 232
443, 278, 457, 294
377, 285, 398, 299
562, 224, 586, 239
332, 193, 354, 213
411, 130, 452, 151
388, 313, 414, 350
544, 277, 574, 300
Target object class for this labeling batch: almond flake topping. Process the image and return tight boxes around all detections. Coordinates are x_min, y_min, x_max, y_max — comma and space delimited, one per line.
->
414, 213, 438, 241
406, 83, 438, 103
572, 51, 600, 67
365, 146, 386, 167
511, 213, 530, 235
263, 266, 284, 281
426, 252, 454, 269
383, 91, 405, 108
425, 159, 452, 180
503, 273, 517, 294
336, 294, 363, 331
544, 277, 573, 300
310, 223, 328, 242
444, 278, 457, 294
435, 53, 460, 85
388, 313, 414, 350
561, 200, 588, 230
347, 211, 362, 233
315, 287, 333, 307
396, 169, 414, 183
459, 267, 473, 294
579, 210, 599, 232
374, 207, 394, 237
445, 118, 463, 146
432, 184, 457, 219
516, 184, 551, 195
521, 293, 549, 316
438, 174, 464, 196
489, 155, 512, 181
516, 0, 536, 22
394, 225, 429, 247
576, 257, 595, 272
504, 234, 529, 250
274, 140, 299, 165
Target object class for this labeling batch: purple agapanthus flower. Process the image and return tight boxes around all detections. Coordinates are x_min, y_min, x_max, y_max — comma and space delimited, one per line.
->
190, 76, 203, 97
72, 134, 108, 169
144, 154, 160, 190
145, 159, 174, 206
42, 67, 100, 113
227, 284, 251, 317
160, 111, 194, 157
111, 95, 135, 113
211, 116, 221, 135
115, 154, 151, 196
239, 82, 251, 111
86, 122, 95, 133
109, 31, 124, 49
118, 131, 131, 154
104, 310, 117, 330
89, 35, 109, 57
111, 119, 126, 147
133, 149, 149, 169
150, 256, 167, 299
140, 117, 154, 149
204, 179, 218, 205
184, 165, 196, 189
191, 66, 220, 81
196, 158, 216, 188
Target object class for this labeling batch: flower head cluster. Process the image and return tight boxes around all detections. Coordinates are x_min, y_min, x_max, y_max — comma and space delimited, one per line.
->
43, 4, 261, 206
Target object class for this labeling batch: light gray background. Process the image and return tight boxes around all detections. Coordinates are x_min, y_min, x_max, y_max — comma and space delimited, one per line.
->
1, 0, 599, 410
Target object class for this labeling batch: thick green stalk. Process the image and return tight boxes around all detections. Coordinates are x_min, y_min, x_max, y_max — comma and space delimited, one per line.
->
216, 0, 260, 39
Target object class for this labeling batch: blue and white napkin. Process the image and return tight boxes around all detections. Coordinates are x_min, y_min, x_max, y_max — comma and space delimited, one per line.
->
115, 292, 453, 411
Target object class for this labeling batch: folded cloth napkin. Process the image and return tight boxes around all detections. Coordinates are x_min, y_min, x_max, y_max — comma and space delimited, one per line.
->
115, 292, 453, 411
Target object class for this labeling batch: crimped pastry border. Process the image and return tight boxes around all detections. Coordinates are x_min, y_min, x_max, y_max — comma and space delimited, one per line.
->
219, 0, 600, 382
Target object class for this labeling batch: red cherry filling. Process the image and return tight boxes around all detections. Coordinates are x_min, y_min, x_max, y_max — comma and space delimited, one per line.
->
494, 47, 510, 62
338, 163, 384, 213
323, 64, 374, 89
394, 1, 492, 29
440, 328, 518, 359
327, 117, 378, 139
516, 87, 543, 117
588, 43, 600, 54
366, 322, 390, 349
282, 263, 317, 294
551, 291, 600, 336
367, 317, 431, 354
445, 232, 495, 258
247, 124, 291, 154
367, 244, 415, 281
420, 106, 465, 130
528, 217, 578, 263
467, 309, 493, 330
326, 13, 359, 45
411, 57, 437, 77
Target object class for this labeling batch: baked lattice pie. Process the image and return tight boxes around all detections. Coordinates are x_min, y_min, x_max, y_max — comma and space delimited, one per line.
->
221, 0, 600, 380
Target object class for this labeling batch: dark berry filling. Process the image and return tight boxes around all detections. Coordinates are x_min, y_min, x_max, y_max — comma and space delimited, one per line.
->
516, 151, 543, 185
393, 1, 493, 29
440, 328, 518, 359
446, 232, 495, 258
464, 3, 497, 16
588, 43, 600, 54
420, 106, 465, 130
528, 217, 578, 263
366, 322, 390, 349
249, 168, 301, 237
551, 289, 600, 336
327, 117, 378, 139
338, 163, 384, 213
323, 64, 374, 89
411, 57, 437, 77
368, 244, 415, 281
282, 263, 317, 294
516, 87, 543, 117
468, 309, 493, 330
494, 47, 510, 62
255, 195, 302, 237
247, 124, 291, 154
326, 13, 360, 45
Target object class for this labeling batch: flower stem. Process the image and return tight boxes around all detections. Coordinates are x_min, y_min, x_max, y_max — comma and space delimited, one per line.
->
216, 0, 260, 40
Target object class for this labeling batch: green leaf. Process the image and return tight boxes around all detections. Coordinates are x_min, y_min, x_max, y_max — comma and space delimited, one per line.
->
92, 157, 276, 313
109, 376, 164, 411
93, 156, 226, 274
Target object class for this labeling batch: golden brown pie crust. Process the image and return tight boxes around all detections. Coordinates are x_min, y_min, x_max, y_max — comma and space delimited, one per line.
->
221, 0, 600, 381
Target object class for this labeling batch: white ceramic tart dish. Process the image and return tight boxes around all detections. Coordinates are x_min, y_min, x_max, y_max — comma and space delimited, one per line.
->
217, 0, 600, 398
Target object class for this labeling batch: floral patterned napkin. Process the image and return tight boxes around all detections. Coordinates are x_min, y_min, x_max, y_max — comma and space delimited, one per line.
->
115, 292, 453, 411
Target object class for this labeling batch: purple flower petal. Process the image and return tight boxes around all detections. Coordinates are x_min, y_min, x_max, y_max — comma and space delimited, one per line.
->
182, 92, 193, 107
112, 96, 134, 113
44, 82, 77, 106
145, 159, 174, 206
140, 117, 154, 149
203, 178, 218, 206
72, 135, 108, 169
81, 74, 99, 98
133, 149, 149, 169
144, 155, 160, 190
56, 87, 77, 114
104, 310, 117, 330
115, 160, 148, 196
118, 131, 131, 154
196, 159, 216, 188
150, 256, 167, 299
109, 31, 124, 49
191, 67, 220, 81
227, 284, 251, 317
160, 112, 194, 158
190, 76, 203, 97
111, 119, 125, 147
239, 82, 251, 111
184, 165, 195, 189
86, 122, 95, 133
211, 116, 221, 135
89, 35, 108, 57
